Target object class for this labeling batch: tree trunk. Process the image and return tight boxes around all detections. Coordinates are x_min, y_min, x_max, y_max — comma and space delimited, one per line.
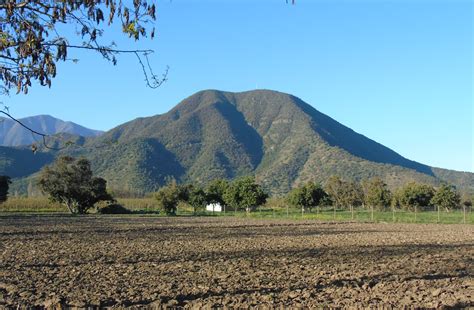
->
64, 202, 74, 214
371, 205, 374, 222
463, 205, 466, 224
437, 205, 440, 223
392, 206, 395, 222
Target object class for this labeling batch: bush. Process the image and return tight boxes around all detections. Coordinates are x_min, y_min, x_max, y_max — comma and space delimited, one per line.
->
97, 203, 131, 214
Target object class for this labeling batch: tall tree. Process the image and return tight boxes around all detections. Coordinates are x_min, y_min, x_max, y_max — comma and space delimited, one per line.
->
205, 179, 229, 207
38, 156, 113, 214
188, 186, 208, 214
0, 175, 11, 203
362, 177, 392, 210
224, 176, 267, 212
325, 176, 345, 208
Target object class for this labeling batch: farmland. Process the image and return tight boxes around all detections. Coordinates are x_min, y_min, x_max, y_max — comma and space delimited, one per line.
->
0, 216, 472, 308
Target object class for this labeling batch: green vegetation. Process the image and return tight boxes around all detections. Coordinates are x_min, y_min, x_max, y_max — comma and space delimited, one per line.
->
154, 180, 189, 215
3, 90, 474, 196
38, 156, 114, 214
392, 182, 435, 212
0, 175, 11, 203
1, 196, 472, 224
223, 176, 268, 212
325, 176, 363, 209
431, 184, 461, 211
362, 177, 392, 210
287, 182, 328, 213
188, 186, 208, 214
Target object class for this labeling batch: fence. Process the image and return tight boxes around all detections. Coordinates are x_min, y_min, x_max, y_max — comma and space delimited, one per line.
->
1, 197, 472, 224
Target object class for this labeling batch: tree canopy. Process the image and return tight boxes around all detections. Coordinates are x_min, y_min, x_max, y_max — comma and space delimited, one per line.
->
188, 186, 208, 214
223, 176, 267, 212
154, 179, 188, 216
431, 184, 460, 211
362, 177, 392, 210
205, 179, 229, 206
392, 182, 435, 211
38, 156, 113, 214
287, 182, 328, 212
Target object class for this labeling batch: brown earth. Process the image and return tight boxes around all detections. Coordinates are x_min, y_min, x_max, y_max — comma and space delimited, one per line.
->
0, 215, 473, 309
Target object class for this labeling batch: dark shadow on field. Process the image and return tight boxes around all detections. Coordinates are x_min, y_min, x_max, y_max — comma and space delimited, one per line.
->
0, 215, 409, 237
2, 241, 471, 272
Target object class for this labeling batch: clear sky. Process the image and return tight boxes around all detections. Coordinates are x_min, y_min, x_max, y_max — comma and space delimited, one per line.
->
3, 0, 473, 172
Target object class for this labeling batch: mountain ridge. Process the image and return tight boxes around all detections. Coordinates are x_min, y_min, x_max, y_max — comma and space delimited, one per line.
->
0, 114, 103, 147
3, 89, 473, 196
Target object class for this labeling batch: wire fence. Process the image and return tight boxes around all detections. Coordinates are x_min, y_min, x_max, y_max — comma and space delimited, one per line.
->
1, 197, 472, 224
177, 206, 473, 224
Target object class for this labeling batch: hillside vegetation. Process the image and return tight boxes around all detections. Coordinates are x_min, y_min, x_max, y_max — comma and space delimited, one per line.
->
3, 89, 474, 195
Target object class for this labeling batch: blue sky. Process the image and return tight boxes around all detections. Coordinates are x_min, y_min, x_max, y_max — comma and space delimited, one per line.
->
3, 0, 473, 172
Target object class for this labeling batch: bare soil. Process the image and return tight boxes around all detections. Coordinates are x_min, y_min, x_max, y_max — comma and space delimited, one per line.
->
0, 215, 473, 309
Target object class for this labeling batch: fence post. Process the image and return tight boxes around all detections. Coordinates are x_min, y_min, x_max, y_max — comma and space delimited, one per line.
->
463, 205, 466, 224
437, 205, 440, 223
414, 206, 417, 222
286, 205, 289, 218
392, 207, 395, 222
333, 205, 336, 220
351, 205, 354, 220
371, 205, 374, 222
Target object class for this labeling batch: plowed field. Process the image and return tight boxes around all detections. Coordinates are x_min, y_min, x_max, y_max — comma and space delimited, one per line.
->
0, 216, 472, 308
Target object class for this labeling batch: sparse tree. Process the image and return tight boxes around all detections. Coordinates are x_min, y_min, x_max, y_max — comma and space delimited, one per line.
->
431, 184, 460, 212
325, 176, 363, 209
0, 175, 11, 203
287, 182, 328, 214
0, 0, 164, 96
224, 176, 267, 213
324, 176, 345, 208
38, 156, 113, 214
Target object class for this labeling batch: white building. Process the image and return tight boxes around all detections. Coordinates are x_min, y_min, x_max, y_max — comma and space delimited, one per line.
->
206, 203, 223, 212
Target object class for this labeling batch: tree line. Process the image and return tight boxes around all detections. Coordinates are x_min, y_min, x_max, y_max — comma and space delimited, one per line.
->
0, 156, 473, 216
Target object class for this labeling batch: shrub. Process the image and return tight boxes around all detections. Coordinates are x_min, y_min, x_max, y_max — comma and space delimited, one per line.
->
97, 203, 131, 214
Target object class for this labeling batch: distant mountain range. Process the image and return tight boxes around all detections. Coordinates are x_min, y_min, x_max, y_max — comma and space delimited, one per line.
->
3, 90, 473, 196
0, 115, 103, 146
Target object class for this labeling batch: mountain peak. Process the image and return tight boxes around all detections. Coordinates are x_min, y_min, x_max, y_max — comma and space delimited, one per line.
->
4, 90, 473, 195
0, 115, 103, 147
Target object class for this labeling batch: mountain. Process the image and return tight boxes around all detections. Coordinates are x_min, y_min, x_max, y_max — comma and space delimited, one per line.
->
0, 115, 103, 146
3, 90, 474, 196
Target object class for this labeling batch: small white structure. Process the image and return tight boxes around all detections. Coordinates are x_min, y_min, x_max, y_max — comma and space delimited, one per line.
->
206, 203, 223, 212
